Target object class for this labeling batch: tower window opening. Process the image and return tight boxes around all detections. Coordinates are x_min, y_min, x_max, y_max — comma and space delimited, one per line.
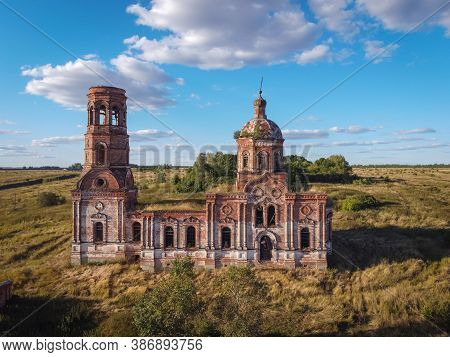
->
99, 105, 107, 125
221, 227, 231, 249
111, 107, 120, 126
274, 152, 281, 172
94, 222, 103, 242
164, 226, 174, 248
132, 222, 141, 242
97, 144, 106, 165
186, 226, 196, 248
257, 152, 267, 171
89, 107, 94, 125
267, 205, 276, 227
301, 227, 310, 250
242, 151, 249, 168
255, 206, 264, 227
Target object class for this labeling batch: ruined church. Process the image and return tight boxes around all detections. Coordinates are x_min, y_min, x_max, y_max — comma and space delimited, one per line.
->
71, 86, 332, 271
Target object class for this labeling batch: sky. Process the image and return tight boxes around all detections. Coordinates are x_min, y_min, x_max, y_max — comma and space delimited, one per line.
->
0, 0, 449, 167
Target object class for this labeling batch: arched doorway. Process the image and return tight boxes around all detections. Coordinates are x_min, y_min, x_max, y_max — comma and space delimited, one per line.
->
259, 235, 272, 261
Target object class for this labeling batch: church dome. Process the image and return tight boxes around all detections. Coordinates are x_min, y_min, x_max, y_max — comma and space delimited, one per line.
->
240, 117, 283, 140
237, 93, 283, 140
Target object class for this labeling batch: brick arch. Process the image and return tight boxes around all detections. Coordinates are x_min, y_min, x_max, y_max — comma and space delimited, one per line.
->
77, 170, 120, 190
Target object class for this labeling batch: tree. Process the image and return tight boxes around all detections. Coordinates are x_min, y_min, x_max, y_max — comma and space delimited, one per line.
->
132, 258, 200, 336
67, 163, 82, 171
206, 265, 269, 336
37, 192, 66, 207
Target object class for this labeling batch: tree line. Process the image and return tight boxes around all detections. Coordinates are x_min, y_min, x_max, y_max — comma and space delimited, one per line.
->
171, 152, 353, 192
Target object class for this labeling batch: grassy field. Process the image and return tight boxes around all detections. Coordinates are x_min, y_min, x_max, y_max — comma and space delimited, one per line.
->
0, 168, 448, 336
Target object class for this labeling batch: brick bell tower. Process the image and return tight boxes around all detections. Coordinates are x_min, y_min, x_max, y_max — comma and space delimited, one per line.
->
236, 89, 286, 191
71, 86, 137, 264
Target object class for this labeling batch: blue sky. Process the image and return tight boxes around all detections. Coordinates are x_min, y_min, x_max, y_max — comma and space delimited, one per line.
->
0, 0, 449, 167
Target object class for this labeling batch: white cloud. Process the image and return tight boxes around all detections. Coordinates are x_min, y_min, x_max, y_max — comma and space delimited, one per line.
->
282, 129, 329, 139
308, 0, 359, 39
331, 140, 392, 146
397, 128, 436, 135
357, 0, 450, 36
295, 44, 330, 65
22, 56, 174, 110
126, 0, 318, 69
0, 129, 31, 135
129, 129, 175, 141
0, 120, 15, 125
394, 143, 448, 151
329, 125, 376, 134
364, 40, 399, 63
0, 145, 28, 152
32, 135, 84, 147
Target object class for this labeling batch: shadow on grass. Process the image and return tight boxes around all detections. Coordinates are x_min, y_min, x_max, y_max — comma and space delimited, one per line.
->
329, 226, 450, 270
0, 295, 99, 337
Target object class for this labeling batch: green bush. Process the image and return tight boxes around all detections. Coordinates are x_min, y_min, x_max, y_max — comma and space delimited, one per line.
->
341, 194, 379, 211
205, 265, 269, 336
37, 191, 66, 207
132, 258, 200, 336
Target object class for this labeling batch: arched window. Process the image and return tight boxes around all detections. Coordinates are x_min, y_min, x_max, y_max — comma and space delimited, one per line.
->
267, 205, 276, 227
164, 226, 174, 248
255, 206, 264, 227
257, 152, 267, 171
300, 227, 310, 250
186, 226, 196, 248
97, 144, 106, 165
89, 106, 94, 125
111, 106, 120, 126
94, 222, 103, 242
221, 227, 231, 249
274, 152, 281, 172
132, 222, 141, 242
242, 151, 249, 168
99, 105, 107, 125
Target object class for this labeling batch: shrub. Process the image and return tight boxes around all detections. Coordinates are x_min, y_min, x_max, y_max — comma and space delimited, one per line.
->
37, 191, 66, 207
132, 258, 200, 336
206, 265, 269, 336
341, 194, 379, 211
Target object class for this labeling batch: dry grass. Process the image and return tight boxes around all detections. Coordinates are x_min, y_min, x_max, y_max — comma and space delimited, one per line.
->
0, 168, 448, 336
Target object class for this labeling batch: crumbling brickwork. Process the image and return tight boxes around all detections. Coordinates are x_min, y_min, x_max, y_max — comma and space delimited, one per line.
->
72, 86, 332, 271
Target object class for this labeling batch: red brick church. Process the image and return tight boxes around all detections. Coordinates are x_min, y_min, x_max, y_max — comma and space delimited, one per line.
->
71, 86, 332, 271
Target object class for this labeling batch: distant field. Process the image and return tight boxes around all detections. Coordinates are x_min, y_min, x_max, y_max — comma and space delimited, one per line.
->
0, 168, 448, 336
0, 170, 67, 186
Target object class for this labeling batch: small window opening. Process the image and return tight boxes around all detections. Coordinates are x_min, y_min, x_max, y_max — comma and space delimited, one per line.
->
221, 227, 231, 249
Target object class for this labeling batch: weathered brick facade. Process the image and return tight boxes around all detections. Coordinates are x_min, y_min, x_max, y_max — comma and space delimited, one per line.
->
72, 86, 332, 271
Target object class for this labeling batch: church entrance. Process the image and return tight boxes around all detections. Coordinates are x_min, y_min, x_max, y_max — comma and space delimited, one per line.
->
259, 235, 272, 261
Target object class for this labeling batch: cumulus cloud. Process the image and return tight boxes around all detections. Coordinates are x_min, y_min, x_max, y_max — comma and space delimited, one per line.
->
125, 0, 318, 69
282, 129, 329, 139
396, 128, 436, 135
22, 55, 174, 110
32, 135, 84, 147
308, 0, 359, 39
364, 40, 399, 63
357, 0, 450, 36
295, 44, 330, 64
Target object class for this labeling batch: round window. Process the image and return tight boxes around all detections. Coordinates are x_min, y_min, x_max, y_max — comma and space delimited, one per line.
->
95, 178, 106, 188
